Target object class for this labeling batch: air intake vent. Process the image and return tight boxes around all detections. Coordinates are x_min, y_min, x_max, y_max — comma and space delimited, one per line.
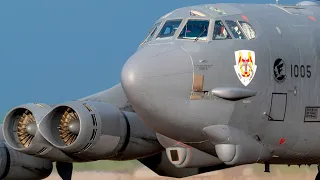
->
37, 147, 48, 155
80, 143, 92, 152
91, 114, 97, 126
90, 129, 97, 141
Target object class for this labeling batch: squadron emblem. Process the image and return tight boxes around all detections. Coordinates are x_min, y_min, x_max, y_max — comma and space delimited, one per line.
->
234, 50, 257, 86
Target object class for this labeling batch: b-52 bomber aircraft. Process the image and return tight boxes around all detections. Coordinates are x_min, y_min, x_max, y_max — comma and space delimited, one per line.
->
2, 1, 320, 180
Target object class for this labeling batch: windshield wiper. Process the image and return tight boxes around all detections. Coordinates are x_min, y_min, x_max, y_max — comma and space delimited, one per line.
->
194, 28, 207, 42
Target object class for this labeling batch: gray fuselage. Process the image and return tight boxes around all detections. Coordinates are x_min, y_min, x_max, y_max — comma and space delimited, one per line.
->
121, 3, 320, 164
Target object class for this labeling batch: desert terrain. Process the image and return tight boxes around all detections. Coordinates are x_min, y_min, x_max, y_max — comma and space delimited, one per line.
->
45, 164, 318, 180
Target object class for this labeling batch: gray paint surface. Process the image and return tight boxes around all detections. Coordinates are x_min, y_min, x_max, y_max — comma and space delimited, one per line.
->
3, 1, 320, 179
121, 2, 320, 165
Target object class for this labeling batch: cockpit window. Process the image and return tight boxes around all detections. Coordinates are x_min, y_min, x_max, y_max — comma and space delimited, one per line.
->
178, 19, 209, 41
225, 20, 247, 39
142, 22, 162, 44
157, 20, 182, 38
238, 21, 256, 39
213, 20, 231, 40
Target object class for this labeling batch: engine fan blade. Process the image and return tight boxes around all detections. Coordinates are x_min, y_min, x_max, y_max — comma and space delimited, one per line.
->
17, 110, 36, 147
58, 108, 80, 145
56, 162, 73, 180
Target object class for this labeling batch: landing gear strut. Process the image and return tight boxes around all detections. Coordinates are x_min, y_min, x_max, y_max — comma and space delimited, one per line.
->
316, 165, 320, 180
56, 162, 73, 180
264, 163, 270, 173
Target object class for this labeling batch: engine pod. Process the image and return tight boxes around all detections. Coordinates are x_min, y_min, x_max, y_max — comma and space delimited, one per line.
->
0, 142, 53, 180
39, 101, 128, 158
39, 101, 163, 161
3, 103, 73, 162
3, 103, 51, 151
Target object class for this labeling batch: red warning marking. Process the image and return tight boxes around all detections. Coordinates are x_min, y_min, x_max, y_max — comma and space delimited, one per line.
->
309, 16, 316, 22
241, 15, 249, 22
279, 138, 286, 145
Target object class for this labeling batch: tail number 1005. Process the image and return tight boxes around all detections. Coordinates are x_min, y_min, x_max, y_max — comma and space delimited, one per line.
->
290, 65, 311, 78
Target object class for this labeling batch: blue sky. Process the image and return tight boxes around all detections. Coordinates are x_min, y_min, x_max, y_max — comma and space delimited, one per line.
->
0, 0, 300, 119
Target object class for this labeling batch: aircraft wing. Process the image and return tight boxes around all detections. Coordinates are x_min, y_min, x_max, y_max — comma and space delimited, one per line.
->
78, 83, 135, 112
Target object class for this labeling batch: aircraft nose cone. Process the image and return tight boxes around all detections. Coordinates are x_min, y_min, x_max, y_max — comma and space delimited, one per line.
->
121, 45, 184, 86
121, 45, 193, 94
120, 54, 139, 89
121, 44, 193, 118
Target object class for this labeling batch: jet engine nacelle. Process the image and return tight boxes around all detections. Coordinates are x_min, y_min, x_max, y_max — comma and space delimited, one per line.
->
2, 103, 73, 162
0, 142, 52, 180
203, 125, 273, 166
39, 101, 163, 161
156, 133, 223, 168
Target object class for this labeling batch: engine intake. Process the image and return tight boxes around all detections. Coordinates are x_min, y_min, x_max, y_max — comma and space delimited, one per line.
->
3, 103, 73, 162
39, 101, 163, 161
